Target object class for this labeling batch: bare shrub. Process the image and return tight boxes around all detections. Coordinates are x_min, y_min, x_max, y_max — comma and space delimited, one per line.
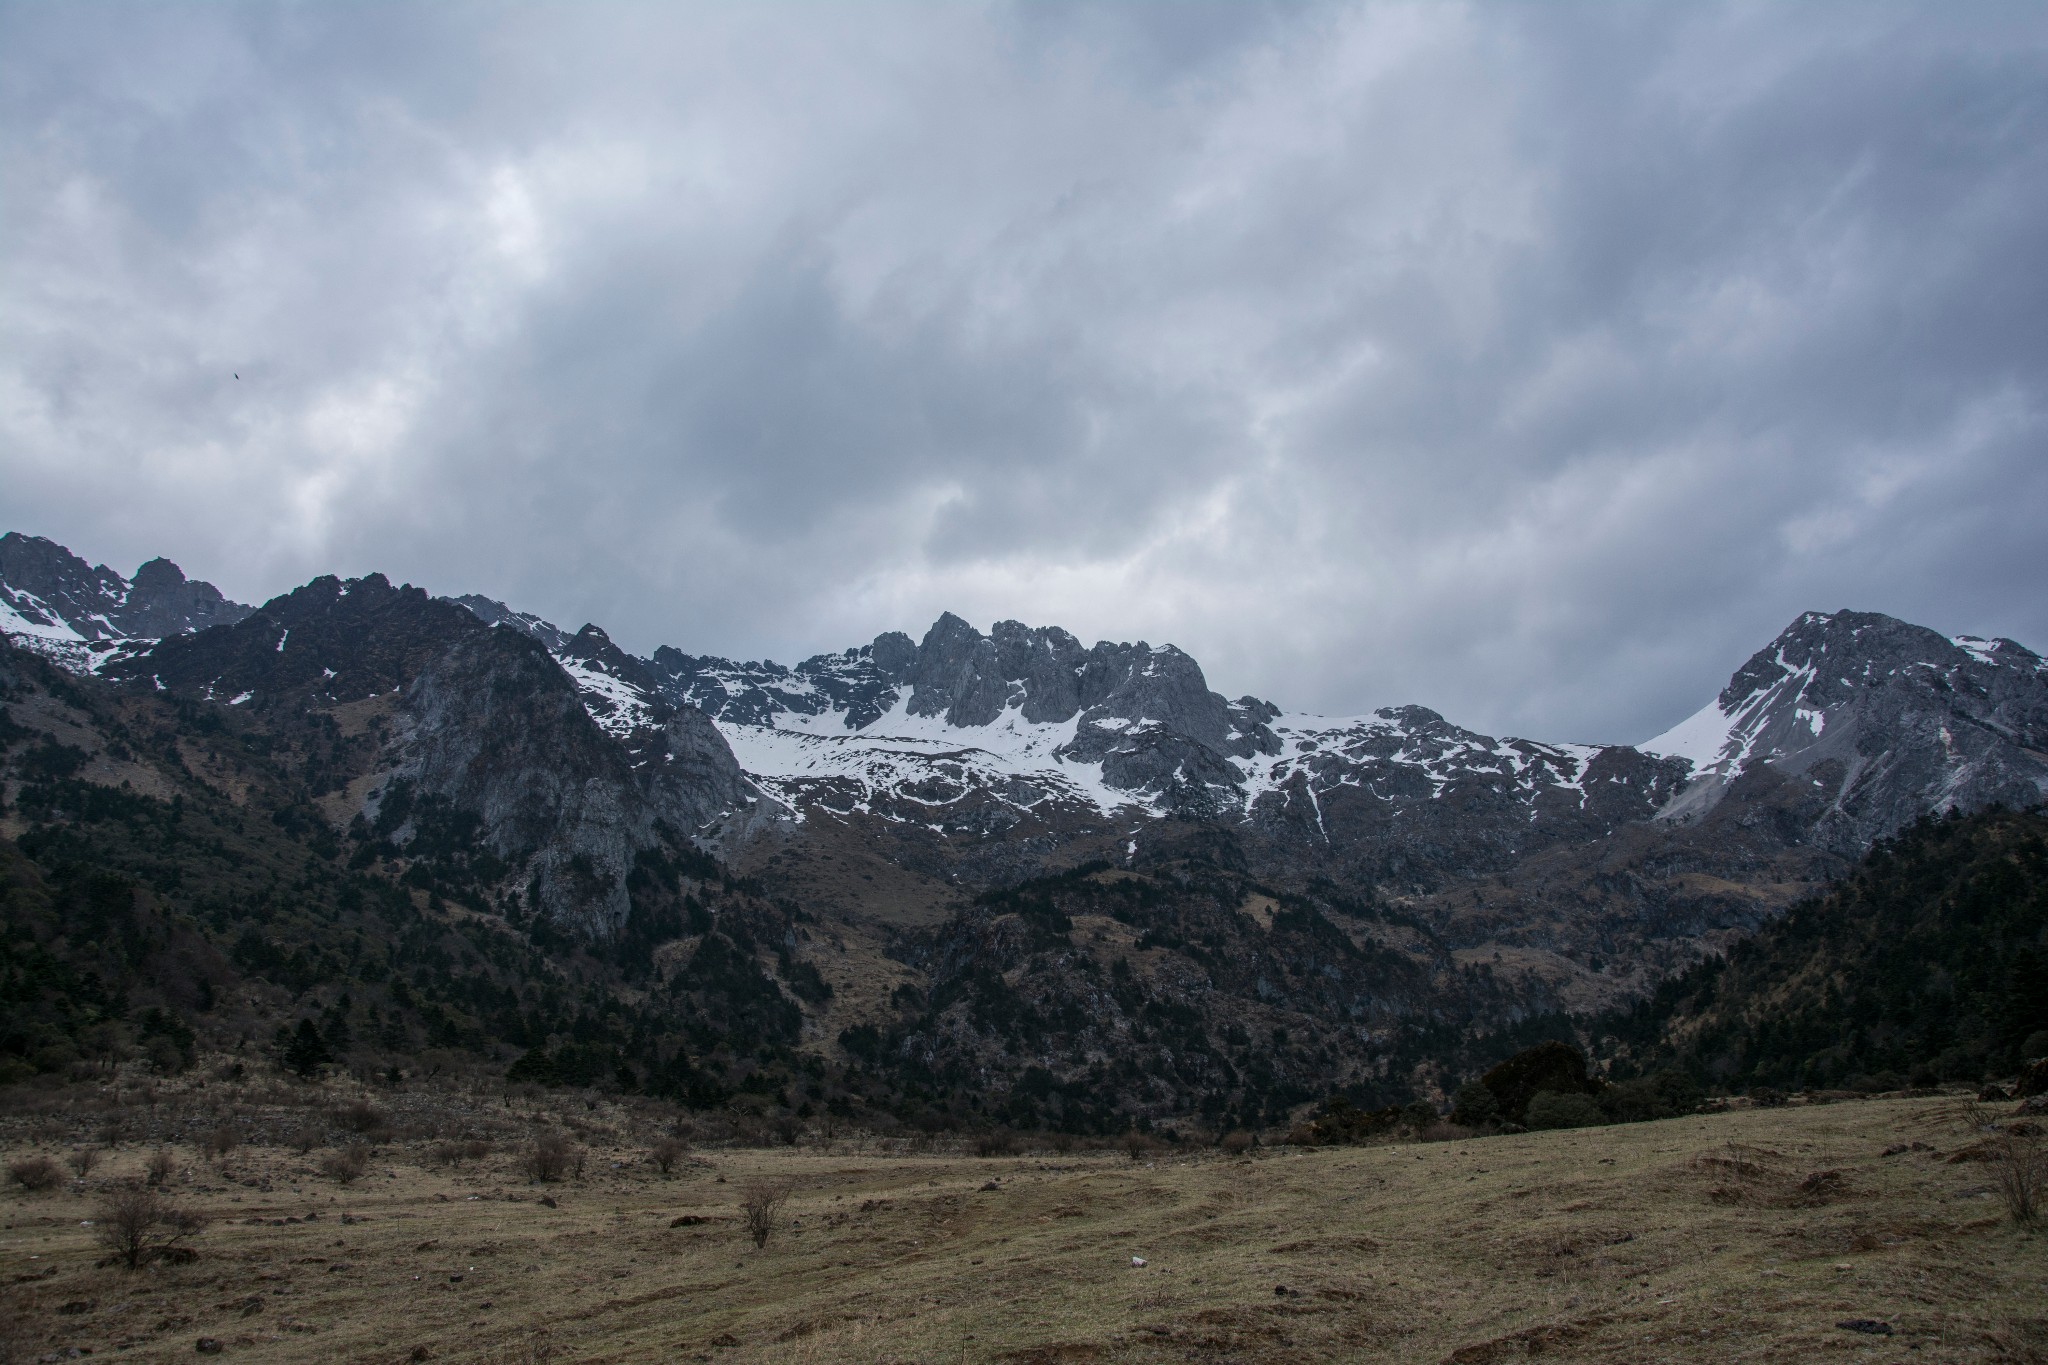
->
1992, 1131, 2044, 1225
202, 1125, 240, 1161
68, 1147, 101, 1180
648, 1136, 687, 1176
319, 1143, 371, 1185
1220, 1130, 1256, 1156
430, 1138, 491, 1167
1048, 1131, 1077, 1155
7, 1156, 64, 1192
973, 1129, 1018, 1158
144, 1149, 176, 1188
92, 1184, 208, 1269
522, 1133, 579, 1184
1123, 1131, 1162, 1162
335, 1100, 392, 1138
737, 1180, 792, 1248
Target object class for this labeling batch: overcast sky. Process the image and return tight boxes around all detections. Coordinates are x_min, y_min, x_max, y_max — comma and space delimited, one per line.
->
4, 2, 2045, 743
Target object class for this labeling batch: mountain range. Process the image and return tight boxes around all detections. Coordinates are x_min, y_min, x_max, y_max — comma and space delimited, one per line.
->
4, 527, 2045, 1121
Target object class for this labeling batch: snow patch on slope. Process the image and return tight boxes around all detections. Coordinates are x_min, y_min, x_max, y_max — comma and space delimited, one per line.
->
716, 695, 1147, 820
557, 657, 660, 738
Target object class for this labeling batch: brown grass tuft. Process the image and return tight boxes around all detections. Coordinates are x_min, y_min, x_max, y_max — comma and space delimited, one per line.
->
1991, 1131, 2044, 1225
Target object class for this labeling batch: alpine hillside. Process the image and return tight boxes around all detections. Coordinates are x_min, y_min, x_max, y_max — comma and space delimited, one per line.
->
4, 528, 2045, 1129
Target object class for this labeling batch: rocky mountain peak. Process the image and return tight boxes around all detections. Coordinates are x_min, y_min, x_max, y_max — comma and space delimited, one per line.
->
445, 593, 574, 653
104, 572, 478, 706
0, 530, 252, 647
1648, 608, 2048, 847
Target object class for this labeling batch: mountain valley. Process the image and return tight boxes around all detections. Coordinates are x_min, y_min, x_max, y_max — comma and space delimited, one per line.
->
4, 529, 2046, 1127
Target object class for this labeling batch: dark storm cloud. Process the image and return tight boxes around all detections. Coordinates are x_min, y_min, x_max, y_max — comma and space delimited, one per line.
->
3, 1, 2044, 743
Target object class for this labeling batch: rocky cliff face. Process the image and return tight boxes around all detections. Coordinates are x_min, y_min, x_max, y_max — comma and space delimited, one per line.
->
93, 572, 757, 936
398, 624, 755, 933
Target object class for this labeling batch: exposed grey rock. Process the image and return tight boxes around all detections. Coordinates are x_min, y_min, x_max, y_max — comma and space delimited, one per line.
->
397, 624, 754, 933
104, 569, 757, 937
1647, 609, 2048, 851
869, 629, 919, 680
445, 594, 575, 653
904, 611, 1008, 725
0, 531, 251, 640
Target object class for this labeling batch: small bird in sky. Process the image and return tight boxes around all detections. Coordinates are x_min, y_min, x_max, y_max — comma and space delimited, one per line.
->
234, 373, 240, 379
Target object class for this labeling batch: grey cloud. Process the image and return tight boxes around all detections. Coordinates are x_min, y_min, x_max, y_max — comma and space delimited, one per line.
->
3, 0, 2044, 745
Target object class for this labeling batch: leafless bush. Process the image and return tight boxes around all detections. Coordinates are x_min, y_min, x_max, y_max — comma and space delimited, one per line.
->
67, 1147, 100, 1180
1992, 1132, 2044, 1225
1047, 1131, 1077, 1155
1123, 1131, 1162, 1162
973, 1129, 1018, 1157
335, 1100, 393, 1138
521, 1133, 580, 1184
648, 1136, 687, 1176
144, 1149, 176, 1188
430, 1138, 491, 1167
92, 1184, 208, 1269
1220, 1130, 1256, 1156
7, 1157, 64, 1192
737, 1180, 792, 1248
202, 1125, 241, 1160
319, 1143, 371, 1185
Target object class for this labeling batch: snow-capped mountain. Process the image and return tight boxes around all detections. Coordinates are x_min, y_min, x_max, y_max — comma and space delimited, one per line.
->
452, 599, 1695, 871
1643, 609, 2048, 849
8, 528, 2044, 879
0, 532, 252, 671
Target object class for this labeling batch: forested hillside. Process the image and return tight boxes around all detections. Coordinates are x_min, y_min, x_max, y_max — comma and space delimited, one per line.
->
0, 637, 828, 1112
1600, 805, 2048, 1092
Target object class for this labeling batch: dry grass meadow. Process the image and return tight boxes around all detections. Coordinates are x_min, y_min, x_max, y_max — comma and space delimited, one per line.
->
3, 1078, 2044, 1364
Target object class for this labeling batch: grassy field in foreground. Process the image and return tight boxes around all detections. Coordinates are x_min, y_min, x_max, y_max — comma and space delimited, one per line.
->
2, 1088, 2044, 1364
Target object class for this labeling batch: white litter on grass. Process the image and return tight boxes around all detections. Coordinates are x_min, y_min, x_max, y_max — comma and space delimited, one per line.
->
1130, 1256, 1147, 1268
